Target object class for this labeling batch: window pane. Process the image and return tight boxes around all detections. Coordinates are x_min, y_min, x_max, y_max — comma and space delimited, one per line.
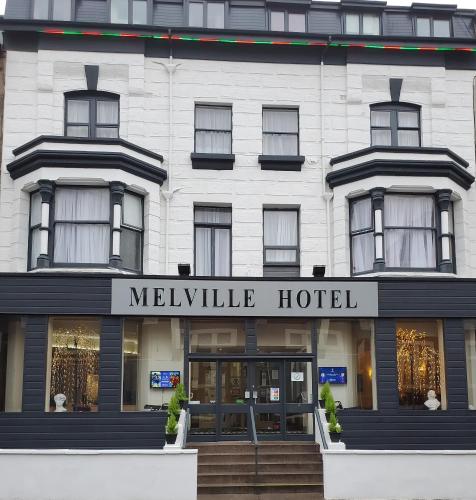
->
255, 361, 281, 404
345, 13, 360, 34
67, 126, 89, 138
263, 134, 298, 155
190, 319, 245, 354
385, 229, 435, 268
195, 207, 231, 224
214, 228, 231, 276
434, 19, 450, 37
30, 228, 41, 269
362, 14, 380, 35
196, 106, 231, 131
385, 195, 435, 227
256, 412, 281, 434
286, 413, 313, 435
222, 414, 247, 435
220, 361, 247, 403
398, 111, 419, 128
54, 224, 110, 264
49, 317, 101, 412
55, 188, 110, 221
0, 318, 24, 412
190, 361, 217, 403
263, 109, 298, 133
121, 228, 141, 271
190, 414, 216, 435
196, 131, 231, 154
195, 227, 212, 276
96, 127, 119, 138
111, 0, 129, 23
289, 13, 306, 32
270, 11, 285, 31
122, 318, 184, 411
133, 0, 147, 24
97, 101, 119, 125
53, 0, 71, 20
398, 130, 420, 147
30, 192, 42, 228
67, 100, 89, 124
317, 319, 376, 410
123, 193, 143, 228
286, 361, 312, 403
264, 210, 298, 246
396, 320, 446, 409
416, 17, 431, 37
265, 248, 297, 263
256, 319, 312, 353
371, 110, 390, 127
464, 320, 476, 410
350, 197, 372, 231
33, 0, 49, 19
207, 2, 224, 29
371, 129, 391, 146
352, 233, 374, 274
189, 2, 204, 27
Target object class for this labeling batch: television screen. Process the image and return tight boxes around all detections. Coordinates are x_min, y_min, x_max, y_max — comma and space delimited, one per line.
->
150, 371, 180, 389
319, 367, 347, 385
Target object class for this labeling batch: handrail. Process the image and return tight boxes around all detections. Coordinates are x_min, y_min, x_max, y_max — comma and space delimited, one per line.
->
315, 406, 328, 451
181, 408, 191, 449
249, 405, 258, 479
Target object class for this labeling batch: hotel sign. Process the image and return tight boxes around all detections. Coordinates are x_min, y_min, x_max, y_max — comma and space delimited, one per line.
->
111, 279, 378, 317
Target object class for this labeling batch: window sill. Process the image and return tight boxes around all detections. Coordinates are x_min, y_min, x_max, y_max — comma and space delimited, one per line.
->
258, 155, 305, 171
28, 267, 138, 275
191, 153, 235, 170
353, 271, 457, 278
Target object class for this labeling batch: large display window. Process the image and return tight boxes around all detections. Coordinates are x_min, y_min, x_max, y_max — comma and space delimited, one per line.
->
256, 319, 312, 353
464, 320, 476, 410
317, 319, 376, 410
122, 318, 184, 411
190, 319, 245, 353
0, 318, 24, 412
396, 320, 446, 410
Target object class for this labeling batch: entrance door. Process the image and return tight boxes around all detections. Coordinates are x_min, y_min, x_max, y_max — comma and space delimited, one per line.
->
189, 359, 314, 441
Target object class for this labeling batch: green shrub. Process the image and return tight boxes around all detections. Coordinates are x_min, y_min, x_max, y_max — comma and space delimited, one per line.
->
166, 414, 178, 435
320, 382, 331, 401
328, 412, 337, 433
168, 394, 181, 419
175, 383, 188, 402
325, 391, 336, 415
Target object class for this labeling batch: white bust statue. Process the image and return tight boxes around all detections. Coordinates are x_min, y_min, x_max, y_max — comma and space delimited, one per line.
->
424, 390, 440, 411
54, 393, 67, 412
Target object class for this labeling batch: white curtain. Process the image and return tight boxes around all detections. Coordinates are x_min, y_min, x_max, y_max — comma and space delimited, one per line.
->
264, 210, 297, 263
54, 188, 110, 264
189, 2, 204, 27
351, 198, 372, 232
53, 0, 71, 21
263, 110, 298, 155
123, 193, 143, 228
195, 207, 231, 225
30, 229, 41, 269
68, 100, 89, 123
97, 101, 119, 125
195, 227, 212, 276
33, 0, 49, 19
416, 18, 430, 36
345, 13, 359, 34
111, 0, 128, 23
214, 228, 231, 276
397, 130, 419, 146
30, 192, 42, 227
363, 14, 380, 35
196, 107, 231, 154
371, 111, 390, 127
351, 198, 373, 273
133, 0, 148, 24
270, 11, 285, 31
384, 195, 436, 268
207, 2, 224, 29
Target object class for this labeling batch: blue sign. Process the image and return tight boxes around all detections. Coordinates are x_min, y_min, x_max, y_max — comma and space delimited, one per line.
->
150, 371, 180, 389
319, 367, 347, 385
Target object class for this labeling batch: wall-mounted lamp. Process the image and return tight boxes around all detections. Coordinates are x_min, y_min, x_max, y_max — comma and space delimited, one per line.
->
312, 265, 326, 278
178, 263, 191, 277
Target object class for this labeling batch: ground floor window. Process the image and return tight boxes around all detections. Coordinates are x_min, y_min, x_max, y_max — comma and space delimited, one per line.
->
256, 319, 312, 353
47, 317, 100, 412
122, 318, 184, 411
396, 319, 446, 410
464, 320, 476, 410
0, 318, 24, 412
317, 319, 376, 410
190, 318, 245, 354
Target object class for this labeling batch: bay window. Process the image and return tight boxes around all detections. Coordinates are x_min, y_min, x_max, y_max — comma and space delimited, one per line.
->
350, 190, 454, 274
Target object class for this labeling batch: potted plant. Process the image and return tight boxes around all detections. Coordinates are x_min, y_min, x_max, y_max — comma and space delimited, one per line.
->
319, 382, 331, 408
165, 413, 178, 444
328, 412, 342, 443
168, 393, 181, 420
175, 383, 188, 409
324, 391, 336, 422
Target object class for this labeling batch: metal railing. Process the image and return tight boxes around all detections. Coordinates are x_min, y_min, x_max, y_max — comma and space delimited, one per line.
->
181, 408, 191, 449
315, 406, 328, 450
249, 405, 259, 478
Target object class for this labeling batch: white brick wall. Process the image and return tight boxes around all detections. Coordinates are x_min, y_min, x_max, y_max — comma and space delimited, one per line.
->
1, 49, 475, 277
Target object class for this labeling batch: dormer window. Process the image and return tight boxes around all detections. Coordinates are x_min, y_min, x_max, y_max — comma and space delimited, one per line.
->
370, 103, 421, 147
65, 92, 120, 139
344, 12, 380, 36
33, 0, 72, 21
416, 17, 451, 37
189, 1, 225, 29
111, 0, 148, 24
270, 10, 306, 33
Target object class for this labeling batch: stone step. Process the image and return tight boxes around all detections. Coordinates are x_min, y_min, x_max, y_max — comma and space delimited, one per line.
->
198, 472, 323, 486
198, 493, 324, 500
198, 461, 322, 474
197, 483, 324, 495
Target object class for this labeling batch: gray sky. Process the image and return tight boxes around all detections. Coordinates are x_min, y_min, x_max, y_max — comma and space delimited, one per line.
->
0, 0, 474, 16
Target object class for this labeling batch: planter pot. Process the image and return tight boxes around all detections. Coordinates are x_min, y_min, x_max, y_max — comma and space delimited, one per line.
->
165, 433, 177, 445
329, 432, 341, 443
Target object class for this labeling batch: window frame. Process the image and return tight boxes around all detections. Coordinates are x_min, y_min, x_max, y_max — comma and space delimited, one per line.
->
194, 104, 233, 155
269, 9, 307, 33
415, 16, 452, 37
193, 206, 232, 277
64, 91, 120, 140
32, 0, 74, 21
370, 102, 421, 148
110, 0, 151, 24
262, 107, 300, 157
343, 12, 381, 36
263, 208, 300, 267
349, 195, 374, 275
120, 192, 145, 273
187, 0, 227, 29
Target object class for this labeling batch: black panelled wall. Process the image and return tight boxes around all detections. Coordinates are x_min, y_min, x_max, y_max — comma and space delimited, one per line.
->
1, 275, 476, 449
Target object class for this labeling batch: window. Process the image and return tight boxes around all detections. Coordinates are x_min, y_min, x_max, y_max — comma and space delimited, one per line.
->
370, 103, 421, 147
396, 320, 446, 409
317, 319, 376, 410
110, 0, 148, 24
47, 317, 100, 412
29, 185, 143, 270
464, 320, 476, 410
0, 318, 24, 413
416, 17, 451, 37
263, 209, 299, 272
194, 206, 231, 276
350, 197, 373, 274
190, 319, 246, 353
133, 0, 148, 24
195, 105, 232, 154
256, 319, 312, 353
65, 92, 120, 139
122, 318, 184, 411
344, 12, 380, 35
189, 1, 225, 29
52, 0, 72, 20
270, 11, 306, 32
262, 108, 299, 156
111, 0, 128, 23
33, 0, 72, 20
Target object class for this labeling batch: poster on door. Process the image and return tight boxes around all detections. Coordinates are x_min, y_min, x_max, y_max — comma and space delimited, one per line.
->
270, 387, 280, 401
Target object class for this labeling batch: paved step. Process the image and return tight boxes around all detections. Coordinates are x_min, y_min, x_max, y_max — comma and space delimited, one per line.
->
198, 461, 321, 474
197, 483, 324, 495
198, 472, 323, 486
198, 494, 324, 500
